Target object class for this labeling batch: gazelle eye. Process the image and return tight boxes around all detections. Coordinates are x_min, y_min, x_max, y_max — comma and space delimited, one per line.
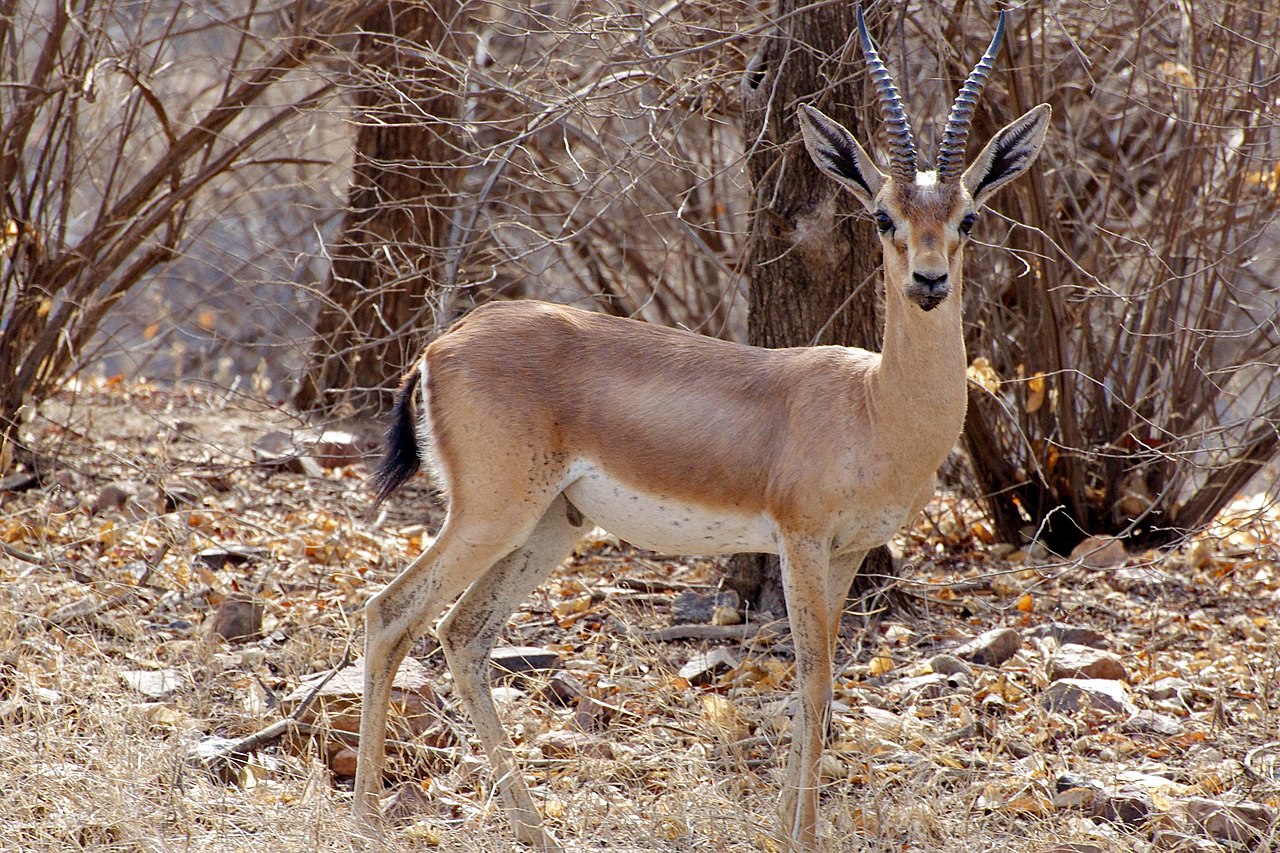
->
959, 212, 978, 235
874, 210, 894, 233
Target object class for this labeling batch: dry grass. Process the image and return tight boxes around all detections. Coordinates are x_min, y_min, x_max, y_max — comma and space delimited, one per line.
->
3, 382, 1279, 852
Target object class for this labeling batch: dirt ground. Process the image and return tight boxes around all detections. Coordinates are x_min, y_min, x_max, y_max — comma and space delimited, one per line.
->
2, 377, 1278, 852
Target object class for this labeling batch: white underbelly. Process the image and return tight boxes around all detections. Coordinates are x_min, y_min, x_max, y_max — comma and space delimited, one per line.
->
562, 463, 777, 555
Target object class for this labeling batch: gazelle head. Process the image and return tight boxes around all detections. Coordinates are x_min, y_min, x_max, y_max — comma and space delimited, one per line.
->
799, 5, 1051, 312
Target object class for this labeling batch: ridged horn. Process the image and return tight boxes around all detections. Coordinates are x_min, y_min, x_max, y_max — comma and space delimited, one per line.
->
936, 10, 1006, 183
855, 4, 916, 183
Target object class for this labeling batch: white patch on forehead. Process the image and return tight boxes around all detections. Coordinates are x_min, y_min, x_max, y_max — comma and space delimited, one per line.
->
915, 170, 939, 187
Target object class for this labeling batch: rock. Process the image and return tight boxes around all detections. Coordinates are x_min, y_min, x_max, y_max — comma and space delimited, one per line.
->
672, 590, 740, 624
1184, 797, 1275, 846
1049, 644, 1128, 682
194, 545, 271, 570
678, 647, 739, 686
281, 657, 452, 755
310, 430, 364, 469
1142, 676, 1196, 705
1092, 787, 1153, 826
94, 480, 163, 515
1052, 773, 1152, 828
160, 481, 203, 510
929, 653, 974, 677
205, 596, 263, 642
1069, 534, 1128, 569
0, 471, 39, 493
329, 745, 359, 777
490, 645, 563, 680
120, 668, 183, 699
887, 672, 953, 701
571, 694, 616, 734
1042, 678, 1136, 715
251, 431, 324, 476
490, 685, 527, 705
1055, 772, 1103, 794
540, 671, 585, 707
953, 627, 1021, 667
711, 605, 743, 626
1030, 622, 1109, 649
1123, 709, 1185, 736
1148, 830, 1219, 852
536, 730, 614, 760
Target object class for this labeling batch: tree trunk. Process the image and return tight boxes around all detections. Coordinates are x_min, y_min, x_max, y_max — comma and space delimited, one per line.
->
294, 2, 461, 414
726, 1, 893, 616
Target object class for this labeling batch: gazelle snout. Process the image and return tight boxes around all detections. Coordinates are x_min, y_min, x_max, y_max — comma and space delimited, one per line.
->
908, 269, 950, 311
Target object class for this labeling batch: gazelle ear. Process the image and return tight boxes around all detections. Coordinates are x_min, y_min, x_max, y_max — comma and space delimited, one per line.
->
799, 104, 888, 212
962, 104, 1051, 208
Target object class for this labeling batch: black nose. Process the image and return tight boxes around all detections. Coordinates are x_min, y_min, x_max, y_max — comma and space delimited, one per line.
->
913, 271, 948, 290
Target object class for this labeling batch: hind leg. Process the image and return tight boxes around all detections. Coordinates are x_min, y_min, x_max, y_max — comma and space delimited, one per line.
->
354, 509, 547, 819
438, 495, 585, 851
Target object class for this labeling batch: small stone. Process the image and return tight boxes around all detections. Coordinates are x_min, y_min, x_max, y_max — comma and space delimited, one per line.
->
1042, 678, 1136, 716
0, 471, 39, 493
954, 627, 1022, 667
672, 590, 740, 624
329, 746, 358, 777
206, 597, 263, 642
252, 431, 324, 476
1148, 830, 1220, 852
929, 653, 974, 677
310, 430, 364, 469
195, 545, 270, 569
1123, 709, 1185, 736
282, 657, 452, 751
121, 668, 183, 699
1069, 534, 1128, 569
1184, 797, 1275, 846
490, 685, 527, 705
1142, 676, 1194, 703
1030, 622, 1110, 649
490, 645, 563, 679
1049, 644, 1128, 682
711, 605, 744, 626
887, 672, 952, 701
160, 481, 203, 510
678, 648, 739, 686
571, 694, 615, 734
1092, 787, 1152, 827
536, 730, 613, 760
540, 671, 585, 707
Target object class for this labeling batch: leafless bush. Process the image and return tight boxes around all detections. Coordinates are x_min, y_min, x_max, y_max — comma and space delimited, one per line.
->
294, 0, 765, 411
0, 0, 377, 448
897, 0, 1280, 552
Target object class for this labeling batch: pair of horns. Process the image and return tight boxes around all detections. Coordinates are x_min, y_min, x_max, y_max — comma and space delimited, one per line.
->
856, 3, 1005, 183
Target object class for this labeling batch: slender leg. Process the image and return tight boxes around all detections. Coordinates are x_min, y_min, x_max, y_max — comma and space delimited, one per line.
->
827, 549, 867, 652
775, 534, 833, 850
354, 512, 541, 820
438, 495, 584, 852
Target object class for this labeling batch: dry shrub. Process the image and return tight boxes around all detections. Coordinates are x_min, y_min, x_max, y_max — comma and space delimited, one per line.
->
400, 0, 762, 336
0, 1, 375, 444
914, 0, 1280, 552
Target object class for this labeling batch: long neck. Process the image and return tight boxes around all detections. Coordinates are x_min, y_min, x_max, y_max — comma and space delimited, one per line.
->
870, 272, 969, 443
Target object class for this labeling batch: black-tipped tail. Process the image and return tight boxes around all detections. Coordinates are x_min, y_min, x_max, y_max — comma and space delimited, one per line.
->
373, 368, 422, 505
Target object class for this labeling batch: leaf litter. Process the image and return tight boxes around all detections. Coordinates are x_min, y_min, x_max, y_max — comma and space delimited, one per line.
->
1, 378, 1278, 851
